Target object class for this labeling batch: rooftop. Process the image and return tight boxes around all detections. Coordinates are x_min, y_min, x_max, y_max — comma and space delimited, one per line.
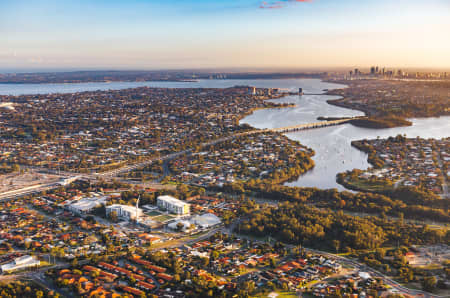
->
157, 195, 189, 207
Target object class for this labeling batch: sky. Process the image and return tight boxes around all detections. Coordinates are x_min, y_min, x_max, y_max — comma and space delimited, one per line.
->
1, 0, 450, 71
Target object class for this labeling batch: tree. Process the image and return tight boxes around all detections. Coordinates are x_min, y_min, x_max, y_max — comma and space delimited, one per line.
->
375, 248, 386, 259
12, 164, 20, 172
129, 276, 136, 284
73, 269, 82, 276
90, 270, 100, 279
210, 250, 220, 260
176, 222, 185, 231
109, 210, 118, 222
398, 212, 404, 225
201, 257, 210, 268
421, 276, 437, 292
333, 240, 340, 253
269, 257, 277, 268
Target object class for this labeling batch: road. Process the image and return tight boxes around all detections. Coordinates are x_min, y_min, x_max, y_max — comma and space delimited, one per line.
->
150, 227, 222, 252
0, 134, 233, 199
220, 223, 444, 298
2, 118, 361, 186
0, 183, 59, 201
0, 256, 90, 296
304, 248, 443, 298
95, 130, 257, 178
0, 122, 445, 297
1, 219, 444, 298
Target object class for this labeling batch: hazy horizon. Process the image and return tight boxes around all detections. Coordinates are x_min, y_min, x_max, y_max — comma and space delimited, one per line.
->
1, 0, 450, 70
1, 66, 450, 75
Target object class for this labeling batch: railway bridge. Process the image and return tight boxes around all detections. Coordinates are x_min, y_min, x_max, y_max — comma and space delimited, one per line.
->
269, 117, 360, 133
243, 116, 365, 134
7, 117, 365, 184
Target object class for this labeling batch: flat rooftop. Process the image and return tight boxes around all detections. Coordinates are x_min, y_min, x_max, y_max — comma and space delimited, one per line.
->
157, 195, 189, 207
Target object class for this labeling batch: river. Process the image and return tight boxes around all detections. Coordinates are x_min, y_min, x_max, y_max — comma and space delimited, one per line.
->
0, 78, 336, 96
1, 79, 449, 191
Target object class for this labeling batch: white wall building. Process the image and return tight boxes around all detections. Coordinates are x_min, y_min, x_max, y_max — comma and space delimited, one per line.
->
1, 255, 40, 273
192, 213, 222, 229
106, 204, 143, 221
66, 196, 107, 215
157, 195, 190, 215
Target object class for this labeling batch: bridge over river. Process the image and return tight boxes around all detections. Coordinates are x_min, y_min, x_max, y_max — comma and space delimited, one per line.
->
88, 118, 364, 178
0, 116, 366, 191
243, 116, 365, 134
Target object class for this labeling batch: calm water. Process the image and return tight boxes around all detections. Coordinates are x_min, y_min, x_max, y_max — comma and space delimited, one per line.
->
0, 78, 334, 96
240, 82, 450, 190
1, 79, 449, 191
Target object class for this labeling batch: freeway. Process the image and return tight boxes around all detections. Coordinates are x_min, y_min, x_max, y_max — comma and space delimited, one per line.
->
95, 117, 364, 177
0, 116, 438, 296
0, 183, 59, 201
94, 130, 260, 178
1, 117, 365, 187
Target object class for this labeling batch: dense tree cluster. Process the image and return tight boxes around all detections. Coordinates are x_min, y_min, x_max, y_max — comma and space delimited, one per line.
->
0, 281, 53, 298
349, 117, 412, 129
238, 202, 449, 251
0, 163, 20, 174
220, 181, 450, 223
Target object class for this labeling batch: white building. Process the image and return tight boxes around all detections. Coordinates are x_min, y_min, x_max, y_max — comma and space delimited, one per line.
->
66, 196, 107, 215
359, 272, 371, 280
1, 255, 40, 273
157, 196, 190, 215
192, 213, 221, 229
106, 204, 143, 221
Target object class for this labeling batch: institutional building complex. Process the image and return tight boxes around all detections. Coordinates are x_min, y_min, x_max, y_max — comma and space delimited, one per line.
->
106, 204, 143, 221
157, 195, 190, 215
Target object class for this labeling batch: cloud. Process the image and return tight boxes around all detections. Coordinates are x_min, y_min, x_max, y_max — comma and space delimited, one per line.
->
260, 0, 313, 9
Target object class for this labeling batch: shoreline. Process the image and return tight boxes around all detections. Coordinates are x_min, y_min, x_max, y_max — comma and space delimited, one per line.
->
0, 79, 199, 85
323, 79, 450, 128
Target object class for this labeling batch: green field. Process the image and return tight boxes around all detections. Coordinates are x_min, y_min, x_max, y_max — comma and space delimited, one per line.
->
152, 214, 175, 222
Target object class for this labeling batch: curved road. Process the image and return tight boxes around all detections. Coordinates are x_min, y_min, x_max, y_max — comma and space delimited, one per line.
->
221, 221, 444, 298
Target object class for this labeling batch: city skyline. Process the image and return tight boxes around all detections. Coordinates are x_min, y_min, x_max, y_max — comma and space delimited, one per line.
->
1, 0, 450, 71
